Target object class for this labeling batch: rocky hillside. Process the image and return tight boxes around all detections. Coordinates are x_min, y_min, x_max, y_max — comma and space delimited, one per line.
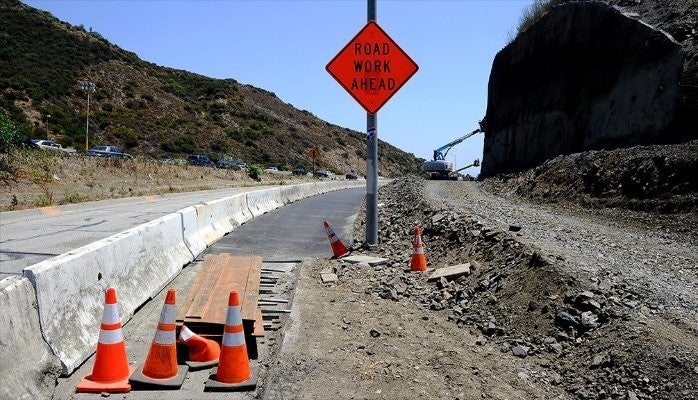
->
0, 0, 421, 176
481, 0, 697, 178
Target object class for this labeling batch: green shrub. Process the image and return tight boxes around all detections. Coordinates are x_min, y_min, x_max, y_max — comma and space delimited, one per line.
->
34, 193, 52, 207
0, 108, 24, 153
248, 164, 262, 181
515, 0, 564, 37
116, 126, 139, 148
62, 192, 85, 204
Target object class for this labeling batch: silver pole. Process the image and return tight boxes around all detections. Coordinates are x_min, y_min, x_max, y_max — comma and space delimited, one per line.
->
81, 81, 95, 150
365, 0, 378, 245
85, 92, 90, 150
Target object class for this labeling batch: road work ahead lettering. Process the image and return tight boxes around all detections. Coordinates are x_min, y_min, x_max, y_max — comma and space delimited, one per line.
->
326, 21, 418, 114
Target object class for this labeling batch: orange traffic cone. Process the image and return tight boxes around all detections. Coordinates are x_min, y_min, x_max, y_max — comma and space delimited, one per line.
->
130, 289, 188, 389
76, 288, 135, 393
205, 291, 258, 391
179, 325, 220, 370
324, 220, 349, 258
411, 227, 427, 272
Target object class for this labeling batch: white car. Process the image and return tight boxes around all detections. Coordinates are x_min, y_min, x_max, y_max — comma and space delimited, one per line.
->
264, 167, 279, 173
31, 140, 77, 154
31, 139, 62, 150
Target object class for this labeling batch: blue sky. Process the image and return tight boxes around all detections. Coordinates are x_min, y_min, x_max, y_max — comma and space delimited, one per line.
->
24, 0, 530, 174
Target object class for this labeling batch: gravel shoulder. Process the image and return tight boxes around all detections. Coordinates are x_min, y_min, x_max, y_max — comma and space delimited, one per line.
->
426, 181, 698, 333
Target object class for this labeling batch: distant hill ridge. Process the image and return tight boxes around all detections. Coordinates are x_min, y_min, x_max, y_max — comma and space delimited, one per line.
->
0, 0, 422, 176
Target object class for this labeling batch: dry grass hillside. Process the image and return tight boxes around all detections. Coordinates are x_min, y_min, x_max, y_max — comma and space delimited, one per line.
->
0, 0, 422, 179
0, 149, 326, 212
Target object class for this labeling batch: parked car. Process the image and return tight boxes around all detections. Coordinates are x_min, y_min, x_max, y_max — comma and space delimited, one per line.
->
187, 155, 215, 166
314, 169, 333, 178
85, 145, 133, 159
292, 167, 306, 176
345, 171, 358, 180
233, 163, 248, 171
31, 139, 62, 151
264, 166, 279, 173
216, 159, 238, 169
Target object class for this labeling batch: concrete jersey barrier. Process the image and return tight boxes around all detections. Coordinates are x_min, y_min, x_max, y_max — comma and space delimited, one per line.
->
11, 180, 366, 397
23, 211, 193, 375
0, 276, 62, 400
194, 193, 252, 246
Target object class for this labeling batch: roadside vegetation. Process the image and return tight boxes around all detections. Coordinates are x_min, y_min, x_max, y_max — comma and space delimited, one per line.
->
0, 0, 422, 178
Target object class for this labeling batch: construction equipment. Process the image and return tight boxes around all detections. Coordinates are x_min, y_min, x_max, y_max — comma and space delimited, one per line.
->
423, 128, 482, 180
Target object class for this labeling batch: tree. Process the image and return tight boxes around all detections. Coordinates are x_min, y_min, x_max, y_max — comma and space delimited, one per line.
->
0, 109, 24, 153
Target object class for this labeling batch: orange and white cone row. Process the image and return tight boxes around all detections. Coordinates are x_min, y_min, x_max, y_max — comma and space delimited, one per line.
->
411, 227, 427, 272
205, 290, 258, 391
129, 289, 188, 389
324, 220, 349, 258
76, 288, 135, 393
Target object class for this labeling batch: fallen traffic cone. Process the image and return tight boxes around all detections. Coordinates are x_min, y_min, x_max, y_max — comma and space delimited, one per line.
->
205, 291, 258, 391
179, 325, 220, 370
76, 288, 135, 393
130, 289, 188, 389
324, 220, 349, 258
410, 227, 427, 272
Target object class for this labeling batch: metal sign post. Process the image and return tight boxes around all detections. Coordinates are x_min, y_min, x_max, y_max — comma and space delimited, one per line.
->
326, 0, 417, 245
365, 0, 378, 245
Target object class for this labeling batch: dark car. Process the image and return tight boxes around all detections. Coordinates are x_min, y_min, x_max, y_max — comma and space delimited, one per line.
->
187, 155, 215, 166
345, 171, 358, 180
313, 169, 333, 178
216, 159, 238, 169
292, 167, 306, 176
85, 145, 133, 160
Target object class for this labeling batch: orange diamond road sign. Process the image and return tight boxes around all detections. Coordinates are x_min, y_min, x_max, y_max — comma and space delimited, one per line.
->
326, 20, 418, 114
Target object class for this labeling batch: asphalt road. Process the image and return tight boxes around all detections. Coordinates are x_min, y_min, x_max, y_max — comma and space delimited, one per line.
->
52, 186, 365, 399
208, 187, 365, 261
0, 186, 273, 278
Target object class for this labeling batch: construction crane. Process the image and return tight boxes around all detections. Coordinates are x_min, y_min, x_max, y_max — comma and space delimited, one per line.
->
423, 128, 482, 179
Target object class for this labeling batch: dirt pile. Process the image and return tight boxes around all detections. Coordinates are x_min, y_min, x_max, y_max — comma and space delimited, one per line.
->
348, 177, 697, 399
482, 141, 697, 213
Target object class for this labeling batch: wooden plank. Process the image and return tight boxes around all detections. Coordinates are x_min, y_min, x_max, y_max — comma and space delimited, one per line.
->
177, 254, 221, 322
252, 307, 265, 337
185, 253, 229, 319
178, 254, 263, 339
239, 256, 262, 321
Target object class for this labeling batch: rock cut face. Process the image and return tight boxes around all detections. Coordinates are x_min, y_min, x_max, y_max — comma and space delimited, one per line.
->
481, 1, 684, 177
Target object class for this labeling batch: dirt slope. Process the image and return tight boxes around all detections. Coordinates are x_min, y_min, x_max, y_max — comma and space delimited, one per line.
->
263, 178, 696, 399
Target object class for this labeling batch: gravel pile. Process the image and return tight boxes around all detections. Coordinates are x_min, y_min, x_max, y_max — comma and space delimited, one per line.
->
350, 176, 697, 400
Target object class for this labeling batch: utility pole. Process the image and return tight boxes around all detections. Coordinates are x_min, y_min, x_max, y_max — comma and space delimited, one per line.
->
80, 81, 95, 150
44, 114, 50, 140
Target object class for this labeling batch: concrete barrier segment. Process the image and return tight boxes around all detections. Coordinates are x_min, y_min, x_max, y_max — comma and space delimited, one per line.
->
194, 194, 251, 247
179, 206, 206, 259
23, 212, 192, 375
0, 276, 62, 400
278, 184, 304, 204
246, 187, 284, 217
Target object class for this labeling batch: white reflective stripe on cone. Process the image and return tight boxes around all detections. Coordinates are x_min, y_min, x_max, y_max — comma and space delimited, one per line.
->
330, 236, 339, 243
153, 329, 176, 345
99, 327, 124, 344
179, 326, 194, 342
160, 304, 176, 323
102, 303, 120, 324
413, 247, 424, 255
222, 331, 245, 347
226, 306, 243, 326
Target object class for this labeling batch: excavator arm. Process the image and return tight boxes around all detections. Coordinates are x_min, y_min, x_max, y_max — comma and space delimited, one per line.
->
432, 128, 482, 161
